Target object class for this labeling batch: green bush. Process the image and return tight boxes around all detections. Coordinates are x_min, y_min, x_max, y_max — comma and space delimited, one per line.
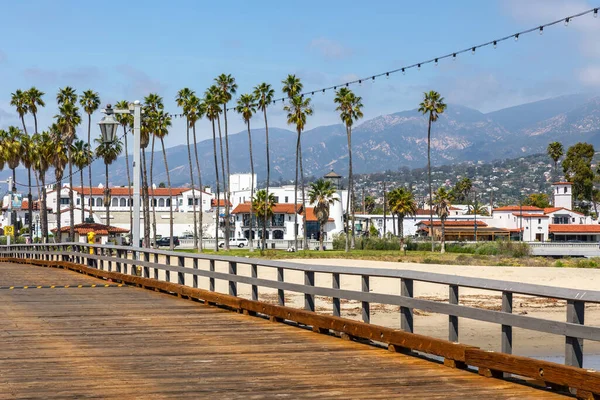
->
554, 260, 565, 268
332, 234, 402, 251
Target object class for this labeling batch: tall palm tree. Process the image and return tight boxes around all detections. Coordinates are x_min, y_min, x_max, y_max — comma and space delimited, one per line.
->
95, 138, 123, 225
334, 88, 364, 252
32, 132, 54, 241
418, 90, 447, 252
26, 87, 45, 226
55, 99, 82, 241
188, 95, 206, 251
387, 187, 417, 247
79, 90, 101, 218
10, 90, 29, 135
282, 75, 305, 250
19, 134, 35, 232
115, 100, 134, 229
547, 141, 564, 179
283, 93, 312, 251
154, 110, 174, 250
236, 93, 257, 251
216, 74, 237, 248
253, 83, 275, 250
3, 126, 22, 198
50, 124, 68, 242
56, 86, 77, 106
205, 88, 222, 251
252, 189, 276, 249
71, 140, 93, 223
140, 113, 152, 247
308, 179, 339, 251
176, 88, 198, 250
144, 93, 163, 246
432, 187, 451, 253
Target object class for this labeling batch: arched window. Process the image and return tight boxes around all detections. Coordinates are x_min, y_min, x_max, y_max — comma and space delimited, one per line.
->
112, 197, 118, 207
158, 198, 165, 207
96, 198, 103, 207
564, 187, 568, 194
152, 199, 157, 207
120, 198, 126, 207
166, 198, 171, 207
273, 230, 284, 239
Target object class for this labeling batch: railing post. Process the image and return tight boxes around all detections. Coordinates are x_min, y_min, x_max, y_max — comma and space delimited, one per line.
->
304, 271, 315, 312
97, 248, 103, 270
449, 284, 459, 342
400, 278, 413, 333
362, 275, 370, 324
277, 267, 284, 306
153, 253, 159, 280
107, 248, 113, 272
177, 256, 185, 285
192, 258, 198, 288
209, 260, 215, 292
165, 254, 171, 282
252, 264, 259, 301
228, 261, 237, 296
332, 273, 341, 317
143, 251, 150, 278
501, 291, 513, 355
565, 300, 584, 368
116, 249, 122, 273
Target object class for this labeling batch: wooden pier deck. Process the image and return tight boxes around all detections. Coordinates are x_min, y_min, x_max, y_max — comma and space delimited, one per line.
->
0, 261, 568, 399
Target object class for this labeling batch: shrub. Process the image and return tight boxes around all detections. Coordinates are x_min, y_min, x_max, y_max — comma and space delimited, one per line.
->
554, 260, 565, 268
332, 234, 401, 251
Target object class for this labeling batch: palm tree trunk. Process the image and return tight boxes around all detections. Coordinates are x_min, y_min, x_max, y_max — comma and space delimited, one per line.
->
56, 178, 62, 243
41, 176, 48, 242
349, 126, 355, 250
68, 153, 75, 240
192, 123, 203, 251
80, 169, 85, 223
87, 114, 93, 219
123, 125, 132, 234
216, 117, 229, 250
223, 106, 232, 252
399, 216, 404, 250
105, 162, 110, 225
33, 113, 38, 136
382, 182, 387, 237
185, 120, 198, 251
392, 213, 396, 236
211, 120, 220, 251
319, 220, 324, 252
299, 143, 307, 251
27, 168, 32, 236
150, 135, 157, 248
345, 126, 350, 253
427, 115, 434, 252
441, 218, 446, 253
263, 108, 270, 251
20, 116, 28, 135
247, 121, 255, 252
141, 148, 151, 247
294, 130, 300, 251
160, 138, 174, 251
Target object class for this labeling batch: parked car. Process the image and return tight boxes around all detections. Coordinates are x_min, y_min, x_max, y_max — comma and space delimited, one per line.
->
155, 236, 180, 247
219, 237, 249, 248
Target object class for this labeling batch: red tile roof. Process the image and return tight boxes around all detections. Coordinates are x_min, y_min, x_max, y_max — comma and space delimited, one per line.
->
211, 198, 232, 207
543, 207, 584, 216
302, 207, 334, 222
72, 186, 187, 196
512, 213, 549, 218
549, 224, 600, 234
417, 220, 488, 227
52, 223, 129, 236
493, 205, 543, 212
553, 182, 572, 185
231, 203, 302, 214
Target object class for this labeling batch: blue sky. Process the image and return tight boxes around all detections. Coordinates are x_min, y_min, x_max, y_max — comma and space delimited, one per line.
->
0, 0, 599, 148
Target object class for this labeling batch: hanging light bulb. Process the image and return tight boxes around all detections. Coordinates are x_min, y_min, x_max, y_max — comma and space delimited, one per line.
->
417, 63, 421, 71
386, 72, 389, 79
452, 53, 456, 61
514, 33, 519, 42
322, 89, 325, 95
471, 47, 476, 55
372, 76, 375, 81
564, 18, 570, 26
594, 8, 598, 18
493, 41, 497, 49
311, 92, 314, 96
358, 80, 362, 86
401, 68, 405, 75
539, 26, 544, 35
434, 58, 438, 66
333, 86, 337, 90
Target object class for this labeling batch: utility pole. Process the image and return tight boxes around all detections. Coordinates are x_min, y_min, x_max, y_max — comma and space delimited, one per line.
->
362, 187, 365, 214
382, 180, 387, 237
6, 176, 13, 246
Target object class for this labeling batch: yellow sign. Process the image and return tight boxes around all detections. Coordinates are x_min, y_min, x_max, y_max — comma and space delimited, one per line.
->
87, 232, 96, 254
4, 225, 14, 237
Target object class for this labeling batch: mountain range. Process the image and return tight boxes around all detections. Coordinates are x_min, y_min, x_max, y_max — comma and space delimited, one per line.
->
2, 93, 600, 190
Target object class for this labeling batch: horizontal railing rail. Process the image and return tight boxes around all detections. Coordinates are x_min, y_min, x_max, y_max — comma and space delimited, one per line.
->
2, 242, 600, 397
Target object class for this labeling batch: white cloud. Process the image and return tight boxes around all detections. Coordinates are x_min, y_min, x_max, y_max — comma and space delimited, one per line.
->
579, 65, 600, 86
309, 38, 352, 60
115, 65, 166, 98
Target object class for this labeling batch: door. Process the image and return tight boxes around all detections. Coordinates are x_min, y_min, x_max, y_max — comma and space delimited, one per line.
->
535, 233, 543, 242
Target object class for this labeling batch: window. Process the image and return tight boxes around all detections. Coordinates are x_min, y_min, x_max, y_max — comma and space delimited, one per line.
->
572, 218, 575, 223
159, 198, 165, 207
112, 198, 118, 207
557, 187, 559, 193
285, 196, 288, 203
60, 198, 70, 205
274, 196, 279, 203
564, 187, 568, 194
120, 198, 126, 207
538, 219, 541, 224
166, 199, 171, 207
188, 198, 194, 206
96, 198, 103, 207
152, 199, 157, 207
76, 198, 80, 206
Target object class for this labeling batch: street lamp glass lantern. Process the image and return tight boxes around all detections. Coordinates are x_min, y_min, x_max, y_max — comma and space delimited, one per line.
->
98, 113, 119, 143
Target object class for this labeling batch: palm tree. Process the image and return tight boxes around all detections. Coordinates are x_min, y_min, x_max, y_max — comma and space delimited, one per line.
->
334, 87, 364, 252
144, 93, 164, 246
10, 90, 29, 135
140, 113, 152, 246
114, 100, 134, 229
19, 134, 35, 232
32, 132, 54, 241
432, 187, 451, 253
79, 90, 101, 217
387, 187, 417, 248
205, 88, 222, 250
216, 74, 237, 248
188, 95, 206, 251
50, 124, 68, 242
253, 83, 275, 250
236, 93, 257, 251
95, 138, 123, 224
308, 179, 339, 251
56, 86, 77, 106
55, 99, 82, 241
26, 87, 45, 135
176, 88, 199, 250
252, 189, 276, 249
154, 110, 175, 250
283, 92, 312, 251
3, 127, 22, 236
547, 141, 564, 179
71, 140, 93, 223
418, 91, 447, 252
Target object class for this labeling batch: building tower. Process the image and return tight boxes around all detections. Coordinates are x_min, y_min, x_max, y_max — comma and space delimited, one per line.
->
552, 182, 573, 210
323, 170, 344, 232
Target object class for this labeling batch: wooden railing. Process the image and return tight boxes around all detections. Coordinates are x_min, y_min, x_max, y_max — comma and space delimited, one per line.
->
2, 243, 600, 397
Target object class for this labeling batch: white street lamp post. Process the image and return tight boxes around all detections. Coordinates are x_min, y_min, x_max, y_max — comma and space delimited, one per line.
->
98, 101, 142, 253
